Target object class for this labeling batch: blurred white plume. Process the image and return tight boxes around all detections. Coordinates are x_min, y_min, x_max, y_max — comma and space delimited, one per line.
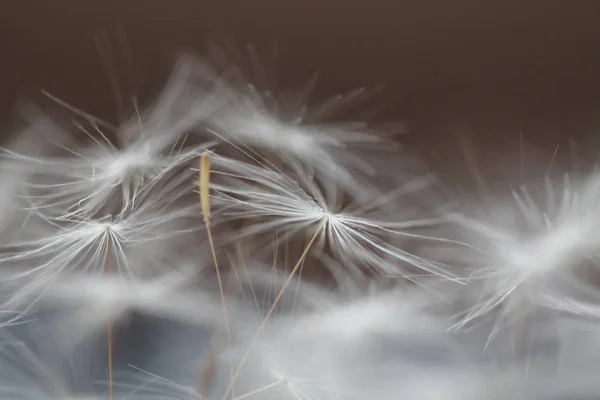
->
0, 48, 599, 400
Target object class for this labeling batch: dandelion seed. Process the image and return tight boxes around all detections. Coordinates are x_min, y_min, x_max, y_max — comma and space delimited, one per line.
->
2, 122, 207, 217
3, 72, 218, 217
202, 154, 455, 281
167, 55, 404, 192
450, 173, 600, 335
0, 194, 201, 323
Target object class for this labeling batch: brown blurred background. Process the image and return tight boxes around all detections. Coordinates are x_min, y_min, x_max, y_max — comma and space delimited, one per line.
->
1, 0, 600, 180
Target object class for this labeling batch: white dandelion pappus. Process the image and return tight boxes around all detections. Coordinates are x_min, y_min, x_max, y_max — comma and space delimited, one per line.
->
295, 287, 449, 343
0, 188, 202, 318
212, 281, 480, 400
21, 270, 224, 349
231, 264, 449, 342
0, 107, 77, 240
4, 121, 205, 218
200, 256, 461, 400
356, 367, 497, 400
173, 55, 403, 192
2, 61, 222, 217
225, 258, 369, 321
203, 153, 456, 280
451, 171, 600, 331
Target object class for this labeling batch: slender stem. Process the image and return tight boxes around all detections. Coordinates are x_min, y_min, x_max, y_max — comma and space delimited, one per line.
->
200, 153, 234, 397
106, 235, 113, 400
205, 216, 234, 396
221, 221, 325, 400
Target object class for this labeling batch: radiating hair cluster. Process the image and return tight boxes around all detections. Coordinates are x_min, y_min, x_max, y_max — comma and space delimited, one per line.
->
0, 51, 599, 400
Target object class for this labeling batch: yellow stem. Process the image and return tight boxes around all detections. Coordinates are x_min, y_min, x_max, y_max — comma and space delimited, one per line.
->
200, 153, 234, 398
